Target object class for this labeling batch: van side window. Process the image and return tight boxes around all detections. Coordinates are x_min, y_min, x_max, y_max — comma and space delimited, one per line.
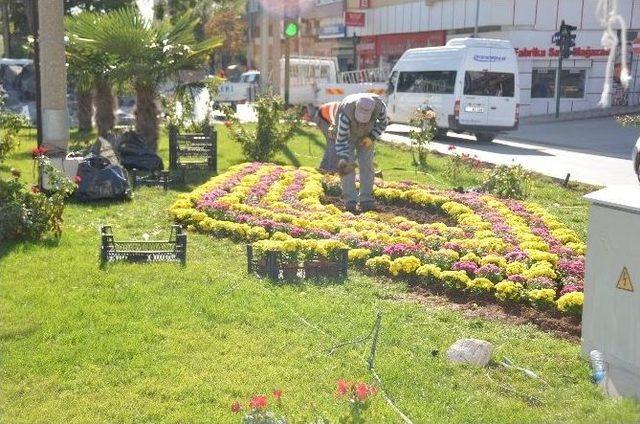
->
388, 71, 398, 94
464, 71, 515, 97
396, 71, 456, 94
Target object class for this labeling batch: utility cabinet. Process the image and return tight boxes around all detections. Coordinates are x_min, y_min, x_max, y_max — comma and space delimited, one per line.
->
583, 185, 640, 398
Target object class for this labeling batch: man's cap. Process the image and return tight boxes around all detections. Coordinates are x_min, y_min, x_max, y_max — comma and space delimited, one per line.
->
354, 96, 375, 123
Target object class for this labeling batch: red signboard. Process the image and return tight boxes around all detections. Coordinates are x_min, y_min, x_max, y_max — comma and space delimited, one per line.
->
359, 0, 370, 9
345, 12, 365, 27
375, 31, 446, 57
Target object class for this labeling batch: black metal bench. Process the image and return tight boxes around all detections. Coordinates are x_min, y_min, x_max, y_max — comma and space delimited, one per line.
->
169, 125, 217, 180
100, 225, 187, 265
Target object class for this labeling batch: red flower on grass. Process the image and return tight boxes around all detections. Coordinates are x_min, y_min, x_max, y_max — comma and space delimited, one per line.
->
231, 401, 242, 413
74, 175, 82, 184
273, 388, 282, 401
249, 394, 268, 410
336, 379, 350, 396
224, 120, 233, 129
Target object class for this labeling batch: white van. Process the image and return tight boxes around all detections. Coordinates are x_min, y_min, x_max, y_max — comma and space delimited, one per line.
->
387, 38, 520, 142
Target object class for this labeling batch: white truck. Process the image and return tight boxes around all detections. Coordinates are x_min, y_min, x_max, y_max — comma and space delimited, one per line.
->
214, 56, 387, 109
386, 38, 520, 142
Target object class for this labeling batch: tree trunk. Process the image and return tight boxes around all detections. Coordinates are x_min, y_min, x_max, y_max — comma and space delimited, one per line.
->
135, 84, 159, 152
76, 88, 93, 132
94, 79, 116, 137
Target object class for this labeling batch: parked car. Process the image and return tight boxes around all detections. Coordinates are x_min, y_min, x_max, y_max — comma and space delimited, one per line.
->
386, 37, 520, 142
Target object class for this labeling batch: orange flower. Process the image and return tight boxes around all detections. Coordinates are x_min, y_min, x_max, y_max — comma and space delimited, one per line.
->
273, 389, 282, 401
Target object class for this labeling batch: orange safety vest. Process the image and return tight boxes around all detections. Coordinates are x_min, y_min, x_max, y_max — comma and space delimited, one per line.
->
319, 101, 340, 126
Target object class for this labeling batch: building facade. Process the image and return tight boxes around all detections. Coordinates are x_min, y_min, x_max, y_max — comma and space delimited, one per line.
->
249, 0, 640, 116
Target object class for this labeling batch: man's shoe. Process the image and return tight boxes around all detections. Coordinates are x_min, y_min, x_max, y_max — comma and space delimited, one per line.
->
360, 202, 377, 213
345, 203, 358, 214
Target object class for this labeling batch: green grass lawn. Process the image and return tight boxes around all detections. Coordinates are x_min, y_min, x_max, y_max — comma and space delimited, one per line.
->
1, 126, 636, 423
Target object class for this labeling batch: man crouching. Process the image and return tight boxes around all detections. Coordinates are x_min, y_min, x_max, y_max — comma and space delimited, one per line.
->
334, 93, 388, 213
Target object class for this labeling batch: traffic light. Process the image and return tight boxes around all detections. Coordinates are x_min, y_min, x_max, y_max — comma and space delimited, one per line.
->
283, 20, 299, 38
559, 20, 577, 59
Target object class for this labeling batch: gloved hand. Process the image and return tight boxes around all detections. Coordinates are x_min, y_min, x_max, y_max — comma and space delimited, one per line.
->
360, 136, 373, 149
337, 159, 356, 176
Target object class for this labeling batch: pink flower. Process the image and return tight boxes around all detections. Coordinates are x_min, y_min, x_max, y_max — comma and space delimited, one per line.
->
273, 389, 282, 401
336, 379, 349, 396
356, 383, 369, 401
249, 394, 268, 410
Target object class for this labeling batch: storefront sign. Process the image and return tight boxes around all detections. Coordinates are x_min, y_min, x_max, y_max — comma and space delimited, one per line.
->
345, 12, 365, 27
318, 23, 346, 39
359, 0, 370, 8
516, 46, 609, 59
376, 31, 446, 57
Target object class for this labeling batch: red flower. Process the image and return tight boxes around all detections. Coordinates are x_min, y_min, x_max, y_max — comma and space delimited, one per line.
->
369, 385, 378, 396
224, 120, 233, 128
249, 394, 268, 410
272, 389, 282, 401
10, 168, 21, 178
356, 383, 369, 401
31, 185, 40, 194
448, 144, 456, 151
231, 401, 242, 414
336, 379, 349, 396
74, 175, 82, 184
31, 146, 47, 158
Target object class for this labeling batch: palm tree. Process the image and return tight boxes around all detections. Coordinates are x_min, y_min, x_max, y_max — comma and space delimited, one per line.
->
69, 7, 222, 150
66, 12, 121, 136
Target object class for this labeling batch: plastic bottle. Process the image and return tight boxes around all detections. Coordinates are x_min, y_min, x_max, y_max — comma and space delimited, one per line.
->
589, 350, 606, 384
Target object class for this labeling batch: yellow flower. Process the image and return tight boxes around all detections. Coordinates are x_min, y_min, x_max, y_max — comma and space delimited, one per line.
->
556, 291, 584, 314
416, 264, 442, 281
495, 281, 524, 302
365, 255, 392, 274
348, 248, 372, 263
389, 256, 422, 276
467, 277, 494, 292
527, 288, 556, 308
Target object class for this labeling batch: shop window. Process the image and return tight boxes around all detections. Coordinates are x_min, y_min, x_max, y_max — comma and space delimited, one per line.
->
397, 71, 457, 94
463, 71, 515, 97
531, 69, 586, 99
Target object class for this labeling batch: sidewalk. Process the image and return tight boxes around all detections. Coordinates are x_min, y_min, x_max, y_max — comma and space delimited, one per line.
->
383, 119, 639, 187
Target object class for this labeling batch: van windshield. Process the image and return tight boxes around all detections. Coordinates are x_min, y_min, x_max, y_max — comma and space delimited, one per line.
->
397, 71, 457, 94
464, 71, 515, 97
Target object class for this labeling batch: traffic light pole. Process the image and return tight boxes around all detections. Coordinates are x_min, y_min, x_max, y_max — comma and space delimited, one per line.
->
555, 52, 562, 119
284, 35, 290, 106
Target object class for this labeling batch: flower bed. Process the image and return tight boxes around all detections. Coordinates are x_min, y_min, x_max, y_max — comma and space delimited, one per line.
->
170, 163, 585, 315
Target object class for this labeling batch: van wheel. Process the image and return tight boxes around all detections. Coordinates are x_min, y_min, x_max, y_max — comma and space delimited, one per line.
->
475, 133, 495, 143
435, 128, 448, 139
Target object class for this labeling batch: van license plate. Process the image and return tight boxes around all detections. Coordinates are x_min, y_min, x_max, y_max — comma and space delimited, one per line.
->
465, 105, 485, 113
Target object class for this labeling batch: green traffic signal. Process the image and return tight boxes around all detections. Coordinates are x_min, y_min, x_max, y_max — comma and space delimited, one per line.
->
284, 21, 299, 38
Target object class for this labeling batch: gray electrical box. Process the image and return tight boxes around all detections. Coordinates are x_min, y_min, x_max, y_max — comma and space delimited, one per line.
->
583, 185, 640, 398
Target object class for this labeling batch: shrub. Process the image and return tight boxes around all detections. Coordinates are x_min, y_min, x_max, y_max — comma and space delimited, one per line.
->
0, 155, 76, 242
224, 92, 301, 162
527, 288, 556, 309
416, 264, 442, 284
440, 270, 470, 290
467, 277, 494, 293
0, 102, 29, 161
389, 255, 421, 276
556, 291, 584, 315
365, 255, 392, 274
408, 108, 436, 170
495, 281, 525, 302
482, 164, 531, 200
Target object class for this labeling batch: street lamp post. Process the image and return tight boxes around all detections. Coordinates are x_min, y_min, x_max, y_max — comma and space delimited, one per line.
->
473, 0, 480, 37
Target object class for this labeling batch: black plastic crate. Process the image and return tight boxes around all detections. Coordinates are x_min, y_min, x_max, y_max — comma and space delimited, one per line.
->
100, 225, 186, 265
169, 125, 217, 180
130, 169, 173, 191
246, 244, 348, 281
